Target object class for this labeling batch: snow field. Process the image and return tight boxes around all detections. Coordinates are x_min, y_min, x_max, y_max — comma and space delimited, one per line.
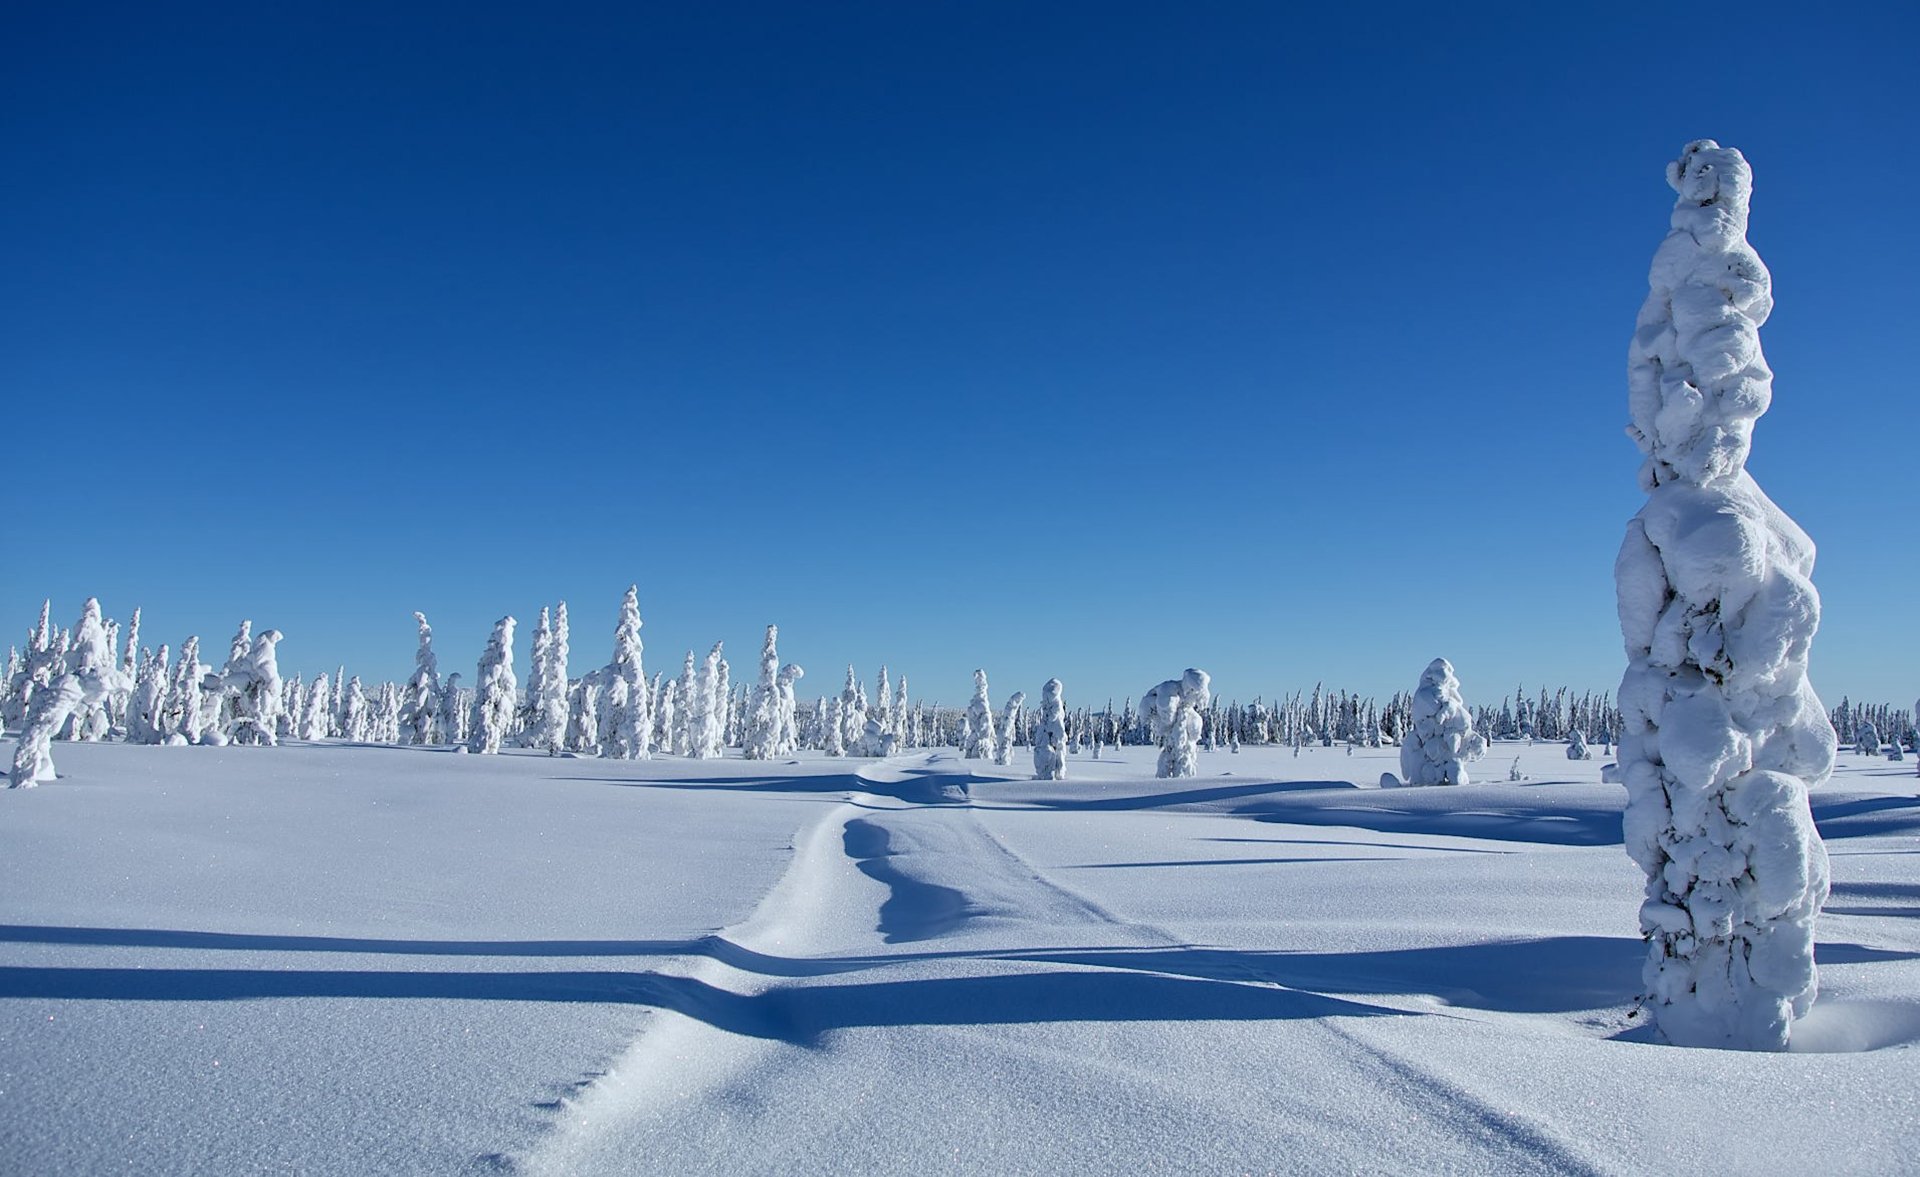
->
2, 740, 1916, 1174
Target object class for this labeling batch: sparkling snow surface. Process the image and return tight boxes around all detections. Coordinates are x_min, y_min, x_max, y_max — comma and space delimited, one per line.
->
1, 740, 1915, 1173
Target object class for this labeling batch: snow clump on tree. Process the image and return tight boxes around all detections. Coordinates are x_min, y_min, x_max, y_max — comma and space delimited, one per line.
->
469, 616, 518, 754
1392, 659, 1487, 787
1616, 140, 1835, 1051
1142, 668, 1210, 779
1033, 678, 1068, 780
963, 670, 995, 760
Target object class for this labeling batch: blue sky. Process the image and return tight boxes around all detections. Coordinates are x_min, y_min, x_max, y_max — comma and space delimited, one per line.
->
3, 3, 1914, 710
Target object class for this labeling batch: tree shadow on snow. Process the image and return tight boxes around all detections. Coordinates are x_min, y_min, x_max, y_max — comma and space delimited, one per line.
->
0, 963, 1396, 1045
1245, 804, 1624, 847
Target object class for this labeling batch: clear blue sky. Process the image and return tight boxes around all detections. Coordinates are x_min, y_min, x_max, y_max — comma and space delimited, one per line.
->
4, 3, 1914, 711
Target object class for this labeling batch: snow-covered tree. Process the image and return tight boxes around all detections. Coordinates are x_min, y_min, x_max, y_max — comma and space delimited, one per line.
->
9, 599, 133, 786
743, 625, 782, 760
671, 652, 696, 756
469, 615, 517, 754
205, 627, 285, 747
436, 672, 466, 746
1033, 678, 1067, 780
526, 606, 569, 754
601, 586, 650, 760
653, 678, 677, 758
963, 670, 995, 759
125, 644, 169, 744
1393, 659, 1486, 787
339, 676, 369, 742
1567, 727, 1592, 761
1142, 668, 1210, 779
63, 598, 117, 741
993, 691, 1025, 766
400, 611, 441, 745
4, 599, 57, 731
373, 681, 402, 744
1854, 722, 1880, 757
1616, 141, 1835, 1051
301, 673, 331, 741
775, 663, 804, 756
691, 641, 726, 758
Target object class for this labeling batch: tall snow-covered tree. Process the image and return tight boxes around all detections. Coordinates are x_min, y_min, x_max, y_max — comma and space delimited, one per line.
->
301, 672, 332, 741
775, 663, 805, 756
963, 670, 995, 759
1394, 659, 1486, 787
64, 598, 117, 741
993, 691, 1025, 766
837, 666, 865, 754
437, 672, 467, 746
1617, 141, 1834, 1051
1033, 679, 1068, 780
125, 645, 170, 744
526, 606, 569, 755
3, 599, 56, 731
690, 641, 725, 759
671, 651, 696, 756
340, 676, 370, 742
1143, 669, 1209, 779
601, 586, 650, 759
400, 611, 441, 745
469, 616, 518, 755
373, 681, 402, 744
743, 625, 782, 760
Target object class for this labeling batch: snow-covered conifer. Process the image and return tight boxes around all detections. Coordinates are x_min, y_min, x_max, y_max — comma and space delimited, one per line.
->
963, 670, 995, 760
775, 663, 805, 755
526, 606, 569, 754
1393, 659, 1485, 787
1033, 679, 1067, 780
601, 586, 650, 759
822, 697, 845, 757
1854, 722, 1880, 757
690, 641, 725, 759
373, 681, 401, 743
1567, 728, 1592, 761
743, 625, 782, 760
653, 678, 677, 757
4, 600, 57, 731
993, 691, 1025, 766
1142, 669, 1210, 779
64, 598, 117, 741
469, 616, 517, 754
9, 599, 132, 785
837, 666, 865, 754
301, 673, 331, 741
125, 645, 169, 744
1617, 141, 1834, 1051
339, 676, 369, 742
437, 673, 466, 746
400, 611, 441, 745
671, 652, 696, 756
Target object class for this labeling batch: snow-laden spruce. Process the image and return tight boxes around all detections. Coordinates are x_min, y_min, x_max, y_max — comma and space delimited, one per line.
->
469, 616, 518, 755
1853, 723, 1880, 757
1567, 728, 1592, 761
1391, 659, 1487, 787
994, 691, 1025, 766
1143, 668, 1210, 779
742, 625, 782, 760
963, 670, 995, 759
400, 612, 441, 745
125, 644, 170, 744
602, 586, 651, 760
525, 606, 568, 754
300, 672, 331, 741
10, 599, 134, 786
1616, 140, 1835, 1052
775, 662, 805, 756
1033, 678, 1068, 780
689, 642, 725, 759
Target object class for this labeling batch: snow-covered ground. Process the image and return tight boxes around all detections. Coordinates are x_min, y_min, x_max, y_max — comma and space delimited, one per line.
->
2, 739, 1915, 1174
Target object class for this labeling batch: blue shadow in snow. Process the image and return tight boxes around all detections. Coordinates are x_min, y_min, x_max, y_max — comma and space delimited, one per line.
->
1015, 780, 1356, 812
0, 964, 1397, 1045
842, 819, 975, 943
1813, 796, 1920, 841
1246, 803, 1624, 847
